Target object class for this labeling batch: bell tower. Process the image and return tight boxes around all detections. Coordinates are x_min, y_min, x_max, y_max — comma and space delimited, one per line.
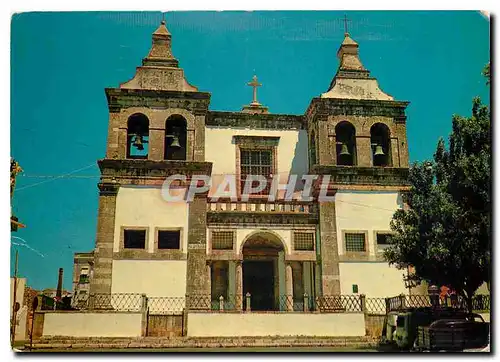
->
90, 19, 213, 298
305, 30, 410, 295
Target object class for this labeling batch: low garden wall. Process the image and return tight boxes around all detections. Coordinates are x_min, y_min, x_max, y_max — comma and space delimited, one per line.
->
186, 312, 365, 337
42, 311, 143, 338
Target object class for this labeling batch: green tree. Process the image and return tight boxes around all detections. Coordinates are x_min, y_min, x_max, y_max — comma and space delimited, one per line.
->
384, 75, 490, 314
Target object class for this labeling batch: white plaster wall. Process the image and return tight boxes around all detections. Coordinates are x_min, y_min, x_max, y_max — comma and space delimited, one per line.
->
339, 262, 407, 297
335, 190, 402, 255
114, 186, 189, 253
187, 312, 365, 337
43, 312, 142, 337
112, 260, 187, 297
205, 127, 309, 179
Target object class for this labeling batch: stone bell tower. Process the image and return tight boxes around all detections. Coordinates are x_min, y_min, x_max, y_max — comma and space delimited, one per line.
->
90, 20, 213, 298
305, 30, 410, 295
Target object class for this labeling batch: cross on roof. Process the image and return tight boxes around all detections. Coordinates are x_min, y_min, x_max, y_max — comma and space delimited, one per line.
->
247, 75, 262, 105
343, 14, 351, 36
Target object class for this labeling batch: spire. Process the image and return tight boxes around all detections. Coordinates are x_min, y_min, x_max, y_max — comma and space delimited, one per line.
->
142, 19, 178, 68
336, 33, 367, 75
320, 31, 394, 101
118, 18, 198, 92
241, 75, 269, 114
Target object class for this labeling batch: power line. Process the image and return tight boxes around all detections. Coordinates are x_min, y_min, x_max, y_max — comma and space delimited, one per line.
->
16, 163, 97, 192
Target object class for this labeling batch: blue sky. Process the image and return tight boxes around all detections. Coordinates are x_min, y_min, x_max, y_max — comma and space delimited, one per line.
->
10, 11, 490, 291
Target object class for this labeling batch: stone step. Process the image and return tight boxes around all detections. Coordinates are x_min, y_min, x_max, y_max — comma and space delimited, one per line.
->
27, 336, 378, 350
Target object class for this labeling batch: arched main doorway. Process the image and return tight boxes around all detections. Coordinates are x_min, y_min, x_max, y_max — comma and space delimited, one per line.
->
241, 232, 286, 311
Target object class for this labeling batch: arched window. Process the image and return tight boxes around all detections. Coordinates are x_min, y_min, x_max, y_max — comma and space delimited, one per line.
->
335, 121, 357, 166
164, 115, 187, 161
309, 130, 317, 166
127, 113, 149, 159
370, 123, 392, 167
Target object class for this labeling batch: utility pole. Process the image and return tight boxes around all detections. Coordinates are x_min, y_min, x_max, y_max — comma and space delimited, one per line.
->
10, 250, 19, 346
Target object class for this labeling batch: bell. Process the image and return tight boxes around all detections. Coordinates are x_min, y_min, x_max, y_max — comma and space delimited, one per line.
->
169, 135, 181, 149
132, 135, 144, 150
339, 143, 351, 157
374, 144, 385, 156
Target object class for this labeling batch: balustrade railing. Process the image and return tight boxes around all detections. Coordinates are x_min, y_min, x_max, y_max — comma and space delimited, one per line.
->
207, 199, 315, 213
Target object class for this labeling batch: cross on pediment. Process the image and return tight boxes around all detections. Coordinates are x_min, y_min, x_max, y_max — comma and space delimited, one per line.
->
247, 75, 262, 105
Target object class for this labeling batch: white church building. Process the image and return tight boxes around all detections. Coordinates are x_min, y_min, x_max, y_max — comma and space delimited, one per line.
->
78, 19, 413, 317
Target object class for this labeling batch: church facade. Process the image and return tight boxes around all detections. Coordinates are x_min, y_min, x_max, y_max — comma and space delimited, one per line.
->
85, 20, 412, 312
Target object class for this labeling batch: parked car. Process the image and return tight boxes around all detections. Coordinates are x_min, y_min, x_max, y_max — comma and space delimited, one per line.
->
414, 315, 489, 352
392, 307, 470, 350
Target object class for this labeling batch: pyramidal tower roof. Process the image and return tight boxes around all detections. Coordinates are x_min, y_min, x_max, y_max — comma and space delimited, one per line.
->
119, 19, 198, 92
321, 32, 394, 101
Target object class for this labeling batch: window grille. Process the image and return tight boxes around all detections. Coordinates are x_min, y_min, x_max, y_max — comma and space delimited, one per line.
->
293, 232, 315, 251
124, 229, 146, 249
240, 150, 272, 195
158, 230, 181, 249
212, 231, 234, 250
345, 233, 366, 252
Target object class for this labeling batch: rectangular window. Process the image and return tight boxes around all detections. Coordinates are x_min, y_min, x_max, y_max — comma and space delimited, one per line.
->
158, 230, 181, 250
352, 284, 359, 294
124, 229, 146, 249
376, 233, 392, 245
212, 231, 234, 250
293, 232, 315, 251
78, 268, 89, 284
240, 149, 272, 195
345, 233, 366, 252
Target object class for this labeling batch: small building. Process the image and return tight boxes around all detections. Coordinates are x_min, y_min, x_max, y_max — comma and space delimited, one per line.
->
71, 252, 94, 308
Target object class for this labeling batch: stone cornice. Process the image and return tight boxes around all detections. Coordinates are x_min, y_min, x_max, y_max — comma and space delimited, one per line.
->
97, 182, 120, 196
305, 98, 409, 124
105, 88, 211, 114
311, 165, 409, 187
233, 135, 280, 147
206, 111, 305, 130
98, 158, 213, 184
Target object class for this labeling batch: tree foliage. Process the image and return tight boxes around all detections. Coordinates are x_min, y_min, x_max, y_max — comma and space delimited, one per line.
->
384, 91, 490, 313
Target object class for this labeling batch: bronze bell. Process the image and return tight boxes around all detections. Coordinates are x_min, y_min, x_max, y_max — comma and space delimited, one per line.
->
339, 143, 351, 157
133, 135, 144, 150
374, 144, 385, 156
169, 135, 181, 149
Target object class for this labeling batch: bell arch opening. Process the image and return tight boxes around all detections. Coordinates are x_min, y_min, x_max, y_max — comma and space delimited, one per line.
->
370, 122, 392, 167
127, 113, 149, 159
335, 121, 357, 166
164, 115, 187, 161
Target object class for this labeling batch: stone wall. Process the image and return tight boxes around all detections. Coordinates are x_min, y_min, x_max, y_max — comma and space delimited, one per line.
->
147, 315, 183, 337
364, 313, 385, 338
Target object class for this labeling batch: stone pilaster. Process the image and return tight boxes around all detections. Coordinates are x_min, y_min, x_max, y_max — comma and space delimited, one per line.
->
235, 261, 243, 310
285, 262, 294, 311
186, 196, 209, 305
89, 182, 119, 295
148, 128, 165, 161
206, 261, 212, 300
356, 136, 372, 167
318, 201, 341, 295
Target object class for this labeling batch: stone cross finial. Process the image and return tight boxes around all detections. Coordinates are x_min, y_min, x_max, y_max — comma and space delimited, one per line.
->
247, 75, 262, 105
343, 14, 351, 36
